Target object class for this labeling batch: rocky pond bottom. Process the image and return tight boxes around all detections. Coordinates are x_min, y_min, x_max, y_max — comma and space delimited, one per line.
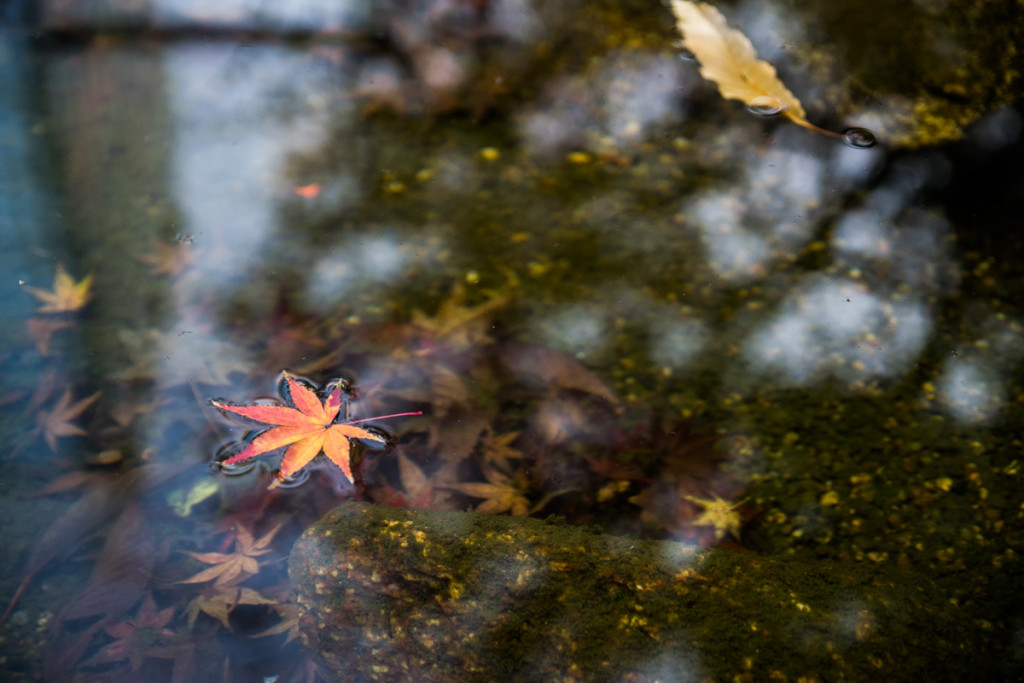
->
289, 503, 994, 682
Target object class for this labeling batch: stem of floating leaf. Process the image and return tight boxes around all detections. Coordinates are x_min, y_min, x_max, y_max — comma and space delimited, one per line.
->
343, 411, 422, 425
784, 111, 846, 139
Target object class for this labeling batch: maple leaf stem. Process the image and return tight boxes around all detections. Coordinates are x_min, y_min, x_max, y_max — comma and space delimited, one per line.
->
343, 411, 422, 426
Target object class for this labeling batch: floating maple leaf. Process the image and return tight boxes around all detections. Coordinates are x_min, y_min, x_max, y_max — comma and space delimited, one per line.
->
669, 0, 873, 144
35, 387, 100, 451
210, 371, 420, 488
25, 263, 93, 313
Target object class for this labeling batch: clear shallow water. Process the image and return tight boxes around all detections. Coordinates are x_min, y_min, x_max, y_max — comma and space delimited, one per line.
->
1, 0, 1022, 680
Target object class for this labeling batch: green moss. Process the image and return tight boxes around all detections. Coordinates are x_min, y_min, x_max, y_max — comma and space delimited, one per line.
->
291, 502, 998, 681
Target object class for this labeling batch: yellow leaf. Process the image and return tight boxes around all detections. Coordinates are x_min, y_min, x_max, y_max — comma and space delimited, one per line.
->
25, 264, 93, 313
684, 493, 745, 541
448, 465, 531, 516
669, 0, 839, 138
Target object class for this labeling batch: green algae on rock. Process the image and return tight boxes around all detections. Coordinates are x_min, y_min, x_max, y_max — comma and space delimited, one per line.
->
289, 502, 995, 682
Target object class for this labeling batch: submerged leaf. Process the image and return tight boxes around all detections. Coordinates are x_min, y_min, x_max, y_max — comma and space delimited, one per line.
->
133, 238, 197, 277
35, 387, 100, 452
685, 493, 746, 541
448, 465, 532, 516
410, 284, 510, 351
499, 341, 620, 406
0, 463, 188, 627
26, 317, 74, 356
178, 522, 282, 587
83, 594, 179, 671
25, 264, 93, 313
185, 584, 277, 630
59, 504, 156, 622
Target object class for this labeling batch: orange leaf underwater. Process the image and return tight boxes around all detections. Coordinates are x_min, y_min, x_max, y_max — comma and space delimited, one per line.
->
211, 371, 420, 489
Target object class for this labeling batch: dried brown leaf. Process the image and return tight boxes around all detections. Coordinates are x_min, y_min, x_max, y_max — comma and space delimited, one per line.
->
36, 387, 100, 452
499, 340, 619, 406
670, 0, 832, 135
26, 317, 74, 356
427, 408, 493, 465
59, 504, 157, 622
178, 522, 282, 587
448, 465, 531, 516
410, 284, 510, 350
0, 463, 189, 627
250, 601, 300, 642
185, 585, 278, 629
29, 470, 103, 497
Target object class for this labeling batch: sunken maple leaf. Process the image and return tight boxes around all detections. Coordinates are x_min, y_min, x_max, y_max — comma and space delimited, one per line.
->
36, 387, 101, 452
185, 584, 277, 630
410, 283, 509, 351
26, 318, 74, 356
669, 1, 866, 142
25, 264, 93, 313
133, 238, 196, 277
210, 371, 419, 488
179, 522, 282, 587
250, 601, 300, 642
685, 493, 746, 541
84, 594, 179, 671
448, 464, 532, 515
448, 464, 574, 516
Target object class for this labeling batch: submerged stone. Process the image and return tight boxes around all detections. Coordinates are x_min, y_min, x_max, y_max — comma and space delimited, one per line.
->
290, 503, 995, 681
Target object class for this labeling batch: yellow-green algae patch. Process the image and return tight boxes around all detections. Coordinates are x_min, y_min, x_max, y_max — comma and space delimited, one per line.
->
290, 503, 996, 681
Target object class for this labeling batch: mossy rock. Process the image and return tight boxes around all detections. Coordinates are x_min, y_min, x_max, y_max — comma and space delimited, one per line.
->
290, 502, 999, 682
806, 0, 1022, 147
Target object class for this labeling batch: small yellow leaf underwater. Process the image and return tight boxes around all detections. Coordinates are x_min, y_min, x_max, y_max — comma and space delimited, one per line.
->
26, 264, 93, 314
669, 0, 813, 131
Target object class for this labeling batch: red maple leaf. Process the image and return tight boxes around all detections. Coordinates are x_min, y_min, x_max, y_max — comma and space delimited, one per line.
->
211, 372, 419, 489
